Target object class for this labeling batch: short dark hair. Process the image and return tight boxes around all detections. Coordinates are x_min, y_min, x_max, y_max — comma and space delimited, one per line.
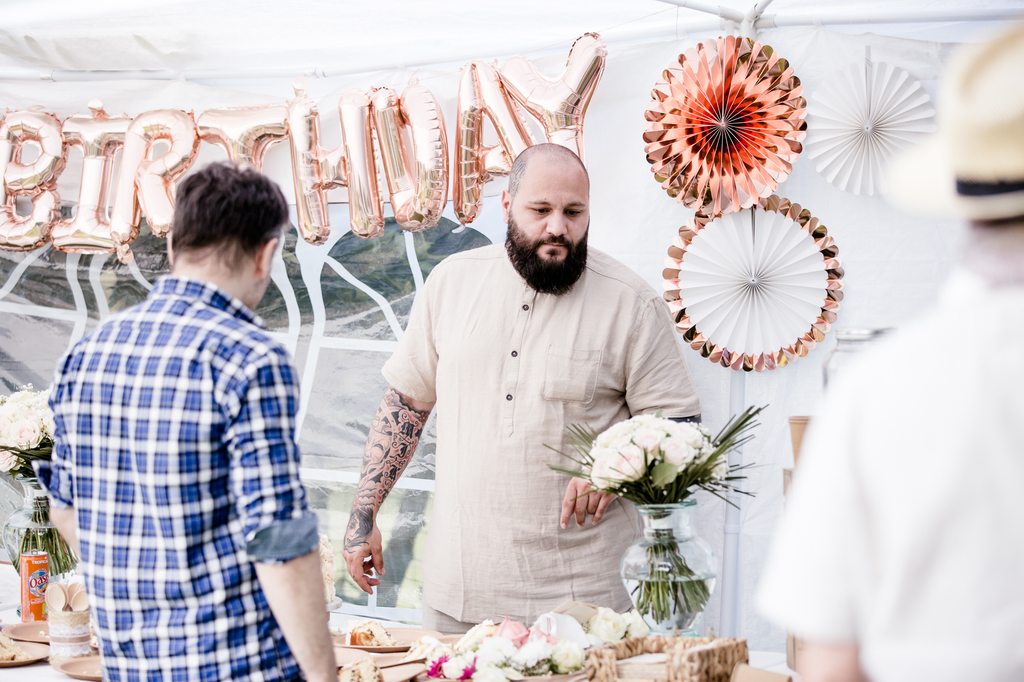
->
171, 162, 288, 267
508, 143, 589, 202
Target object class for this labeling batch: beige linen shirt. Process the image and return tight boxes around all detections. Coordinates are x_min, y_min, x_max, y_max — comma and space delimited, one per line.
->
382, 243, 701, 623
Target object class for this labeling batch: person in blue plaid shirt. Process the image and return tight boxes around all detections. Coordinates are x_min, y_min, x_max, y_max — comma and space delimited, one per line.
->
38, 163, 336, 682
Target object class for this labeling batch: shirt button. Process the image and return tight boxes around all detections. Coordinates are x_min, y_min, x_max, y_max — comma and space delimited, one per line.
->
506, 394, 513, 401
511, 351, 518, 357
522, 304, 529, 311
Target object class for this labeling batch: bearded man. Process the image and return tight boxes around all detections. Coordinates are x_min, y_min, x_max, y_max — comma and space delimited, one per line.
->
343, 143, 701, 632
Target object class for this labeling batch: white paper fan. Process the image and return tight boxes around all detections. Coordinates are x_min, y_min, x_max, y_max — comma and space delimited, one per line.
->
663, 197, 843, 371
806, 61, 935, 195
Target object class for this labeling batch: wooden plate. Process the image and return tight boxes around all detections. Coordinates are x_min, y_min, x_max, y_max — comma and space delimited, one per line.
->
2, 621, 49, 643
0, 641, 49, 667
334, 647, 373, 668
333, 627, 443, 654
382, 662, 426, 682
326, 597, 344, 612
52, 655, 103, 681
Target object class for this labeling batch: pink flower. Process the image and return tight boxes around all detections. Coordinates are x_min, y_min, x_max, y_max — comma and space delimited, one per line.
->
494, 616, 530, 647
428, 655, 450, 678
459, 658, 477, 680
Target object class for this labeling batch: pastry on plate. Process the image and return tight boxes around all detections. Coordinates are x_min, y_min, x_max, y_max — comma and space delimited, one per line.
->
348, 621, 397, 647
401, 635, 447, 663
455, 619, 498, 652
338, 658, 384, 682
0, 633, 29, 662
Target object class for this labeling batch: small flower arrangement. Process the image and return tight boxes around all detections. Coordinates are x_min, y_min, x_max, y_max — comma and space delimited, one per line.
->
0, 385, 56, 478
0, 385, 77, 577
547, 407, 764, 628
421, 617, 586, 680
549, 407, 763, 506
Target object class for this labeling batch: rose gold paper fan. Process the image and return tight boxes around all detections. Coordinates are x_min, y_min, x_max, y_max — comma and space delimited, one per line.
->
663, 197, 843, 371
644, 36, 807, 216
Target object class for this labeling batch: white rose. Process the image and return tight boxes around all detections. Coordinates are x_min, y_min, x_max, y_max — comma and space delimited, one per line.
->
609, 445, 646, 482
632, 428, 663, 452
43, 414, 56, 439
713, 456, 730, 480
473, 665, 508, 682
11, 419, 42, 449
509, 639, 553, 672
474, 636, 517, 667
631, 414, 658, 428
623, 610, 650, 638
0, 448, 18, 472
588, 607, 627, 642
0, 401, 23, 421
442, 655, 474, 680
551, 639, 585, 673
661, 437, 696, 468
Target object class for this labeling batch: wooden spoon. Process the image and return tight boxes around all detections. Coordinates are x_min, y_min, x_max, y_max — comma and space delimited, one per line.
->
66, 582, 83, 602
70, 589, 89, 612
46, 583, 67, 612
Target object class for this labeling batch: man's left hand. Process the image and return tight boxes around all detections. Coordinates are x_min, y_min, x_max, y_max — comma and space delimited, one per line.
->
560, 478, 616, 528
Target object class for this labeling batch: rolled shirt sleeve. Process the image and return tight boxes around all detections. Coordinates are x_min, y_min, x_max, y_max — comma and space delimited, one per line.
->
226, 348, 318, 563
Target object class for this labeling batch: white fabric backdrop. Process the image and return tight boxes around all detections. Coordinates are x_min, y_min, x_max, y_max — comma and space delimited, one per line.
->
1, 0, 1020, 651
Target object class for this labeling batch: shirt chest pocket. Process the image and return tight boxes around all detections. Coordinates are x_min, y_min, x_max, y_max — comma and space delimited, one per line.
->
543, 347, 603, 403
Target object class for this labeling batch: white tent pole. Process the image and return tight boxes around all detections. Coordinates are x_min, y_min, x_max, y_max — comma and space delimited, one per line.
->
719, 366, 748, 638
657, 0, 746, 23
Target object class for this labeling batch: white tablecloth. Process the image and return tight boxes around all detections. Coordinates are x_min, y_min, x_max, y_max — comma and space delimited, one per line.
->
0, 564, 797, 681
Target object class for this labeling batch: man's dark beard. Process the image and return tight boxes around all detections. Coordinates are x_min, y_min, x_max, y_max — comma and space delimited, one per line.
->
505, 218, 588, 296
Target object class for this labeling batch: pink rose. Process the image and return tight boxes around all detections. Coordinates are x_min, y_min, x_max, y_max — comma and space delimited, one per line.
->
0, 448, 18, 472
11, 419, 42, 449
494, 616, 530, 647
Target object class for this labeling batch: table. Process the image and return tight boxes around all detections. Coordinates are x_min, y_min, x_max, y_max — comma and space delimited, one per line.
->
1, 564, 798, 681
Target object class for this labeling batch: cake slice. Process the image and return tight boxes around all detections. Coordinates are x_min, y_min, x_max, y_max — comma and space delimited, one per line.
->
0, 633, 29, 662
349, 621, 397, 647
454, 619, 498, 652
338, 658, 384, 682
319, 534, 338, 603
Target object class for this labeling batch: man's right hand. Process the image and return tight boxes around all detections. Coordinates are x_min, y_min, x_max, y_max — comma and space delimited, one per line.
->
343, 513, 384, 594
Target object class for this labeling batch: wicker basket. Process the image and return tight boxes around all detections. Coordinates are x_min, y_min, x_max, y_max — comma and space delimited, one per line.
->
585, 636, 748, 682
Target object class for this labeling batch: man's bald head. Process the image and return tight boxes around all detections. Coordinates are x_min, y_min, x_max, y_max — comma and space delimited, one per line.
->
507, 143, 589, 203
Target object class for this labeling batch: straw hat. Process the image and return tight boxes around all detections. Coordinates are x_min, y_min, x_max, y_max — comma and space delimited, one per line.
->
886, 23, 1024, 221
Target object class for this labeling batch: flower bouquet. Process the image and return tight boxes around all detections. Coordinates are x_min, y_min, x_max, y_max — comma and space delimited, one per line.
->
0, 385, 78, 577
548, 407, 763, 632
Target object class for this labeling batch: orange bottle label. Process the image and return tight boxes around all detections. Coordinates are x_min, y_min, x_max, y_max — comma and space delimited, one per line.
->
20, 552, 48, 622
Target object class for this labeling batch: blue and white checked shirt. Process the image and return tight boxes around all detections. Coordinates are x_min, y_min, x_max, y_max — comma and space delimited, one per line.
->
40, 276, 318, 682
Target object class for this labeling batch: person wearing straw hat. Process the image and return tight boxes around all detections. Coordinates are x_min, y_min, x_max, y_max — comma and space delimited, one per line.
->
757, 24, 1024, 682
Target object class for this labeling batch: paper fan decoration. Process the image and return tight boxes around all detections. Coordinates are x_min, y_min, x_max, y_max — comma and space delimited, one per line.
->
662, 196, 843, 372
806, 61, 935, 195
644, 36, 807, 216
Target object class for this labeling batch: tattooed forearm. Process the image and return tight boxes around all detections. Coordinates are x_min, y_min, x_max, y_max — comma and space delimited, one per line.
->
344, 388, 431, 552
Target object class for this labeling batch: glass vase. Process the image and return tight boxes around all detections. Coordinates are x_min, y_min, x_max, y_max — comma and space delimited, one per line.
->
621, 500, 716, 636
2, 475, 78, 582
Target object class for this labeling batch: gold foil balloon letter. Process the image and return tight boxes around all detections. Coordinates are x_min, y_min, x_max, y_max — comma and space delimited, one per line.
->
110, 109, 199, 263
286, 79, 332, 245
52, 100, 131, 254
371, 84, 449, 232
454, 60, 534, 225
197, 104, 289, 170
338, 89, 385, 239
0, 110, 65, 251
500, 33, 606, 160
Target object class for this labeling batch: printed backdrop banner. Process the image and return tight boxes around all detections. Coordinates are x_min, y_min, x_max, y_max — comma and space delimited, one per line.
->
0, 27, 971, 649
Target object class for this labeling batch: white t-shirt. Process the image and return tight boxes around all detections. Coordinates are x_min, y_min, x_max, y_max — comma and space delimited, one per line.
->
757, 268, 1024, 682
